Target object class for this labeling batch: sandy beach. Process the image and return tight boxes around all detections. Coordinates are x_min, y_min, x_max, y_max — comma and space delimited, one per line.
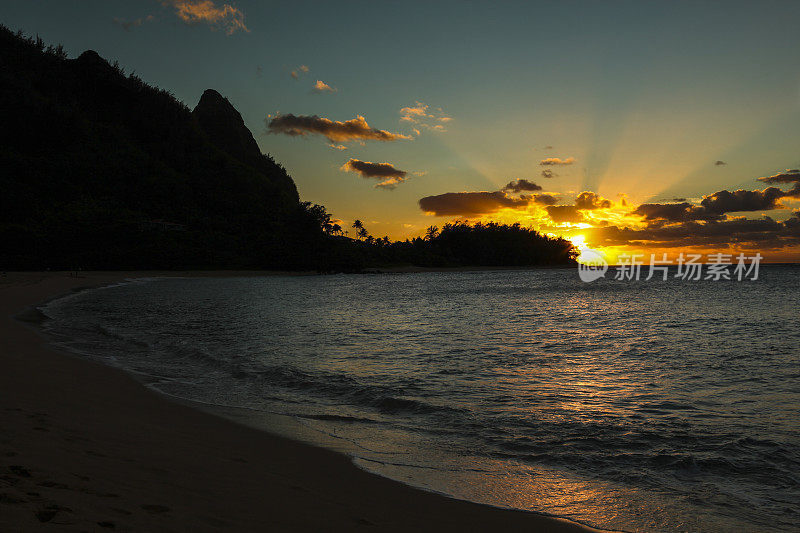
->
0, 272, 600, 532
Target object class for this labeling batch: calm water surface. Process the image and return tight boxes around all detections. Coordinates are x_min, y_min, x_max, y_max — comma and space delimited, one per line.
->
40, 269, 800, 532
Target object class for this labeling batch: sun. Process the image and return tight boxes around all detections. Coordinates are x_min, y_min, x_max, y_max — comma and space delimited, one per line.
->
568, 234, 586, 248
567, 234, 608, 265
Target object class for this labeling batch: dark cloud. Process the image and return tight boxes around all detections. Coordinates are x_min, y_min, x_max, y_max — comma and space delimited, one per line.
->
633, 202, 719, 222
634, 186, 792, 223
587, 212, 800, 249
546, 205, 586, 224
503, 179, 542, 193
419, 191, 530, 217
532, 193, 560, 205
700, 188, 787, 214
266, 114, 411, 144
715, 160, 727, 166
758, 169, 800, 192
341, 159, 406, 179
541, 169, 555, 179
340, 159, 407, 189
575, 191, 612, 210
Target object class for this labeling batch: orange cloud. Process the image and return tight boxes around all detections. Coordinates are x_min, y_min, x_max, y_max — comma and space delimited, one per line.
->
163, 0, 248, 35
267, 113, 411, 144
540, 157, 576, 166
290, 64, 309, 79
312, 80, 337, 94
399, 102, 451, 133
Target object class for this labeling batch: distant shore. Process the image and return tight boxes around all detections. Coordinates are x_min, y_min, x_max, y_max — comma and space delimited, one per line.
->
0, 271, 601, 532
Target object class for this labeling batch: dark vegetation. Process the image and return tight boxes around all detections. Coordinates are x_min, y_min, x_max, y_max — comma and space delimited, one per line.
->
0, 26, 576, 271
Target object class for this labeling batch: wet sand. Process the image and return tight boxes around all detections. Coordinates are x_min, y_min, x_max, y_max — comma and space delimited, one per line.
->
0, 271, 601, 532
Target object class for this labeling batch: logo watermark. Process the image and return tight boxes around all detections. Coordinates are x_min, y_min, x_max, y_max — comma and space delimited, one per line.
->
577, 249, 609, 283
578, 251, 762, 282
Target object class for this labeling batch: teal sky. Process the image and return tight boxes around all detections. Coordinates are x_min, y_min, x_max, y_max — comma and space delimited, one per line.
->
4, 0, 800, 242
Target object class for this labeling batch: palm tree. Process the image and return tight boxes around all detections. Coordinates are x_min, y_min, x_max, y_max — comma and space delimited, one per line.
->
352, 219, 369, 240
425, 225, 439, 241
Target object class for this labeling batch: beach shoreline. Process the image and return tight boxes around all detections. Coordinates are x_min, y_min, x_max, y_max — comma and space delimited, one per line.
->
0, 271, 602, 532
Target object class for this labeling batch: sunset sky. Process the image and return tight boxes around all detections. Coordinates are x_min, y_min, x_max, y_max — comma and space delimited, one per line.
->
6, 0, 800, 260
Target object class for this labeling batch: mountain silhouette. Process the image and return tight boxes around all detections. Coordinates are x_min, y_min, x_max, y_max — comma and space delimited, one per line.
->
0, 26, 317, 270
0, 25, 576, 271
193, 89, 298, 204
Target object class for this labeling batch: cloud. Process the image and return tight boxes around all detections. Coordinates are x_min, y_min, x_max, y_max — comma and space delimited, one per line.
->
541, 169, 555, 179
758, 169, 800, 192
113, 15, 155, 31
540, 157, 576, 166
290, 64, 309, 79
503, 179, 542, 193
575, 191, 612, 210
546, 205, 586, 224
341, 159, 408, 189
632, 202, 720, 222
341, 159, 406, 179
633, 186, 794, 223
266, 113, 411, 144
612, 168, 800, 250
700, 187, 788, 213
419, 191, 530, 217
162, 0, 248, 34
532, 193, 560, 205
375, 177, 407, 190
399, 102, 451, 133
312, 80, 337, 94
330, 144, 347, 151
715, 160, 727, 166
587, 213, 800, 250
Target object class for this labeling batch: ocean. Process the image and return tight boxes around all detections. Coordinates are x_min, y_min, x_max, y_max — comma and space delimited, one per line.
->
39, 269, 800, 532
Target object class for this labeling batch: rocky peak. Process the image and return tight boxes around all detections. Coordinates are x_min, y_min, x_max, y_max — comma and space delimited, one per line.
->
193, 89, 264, 170
192, 89, 299, 202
